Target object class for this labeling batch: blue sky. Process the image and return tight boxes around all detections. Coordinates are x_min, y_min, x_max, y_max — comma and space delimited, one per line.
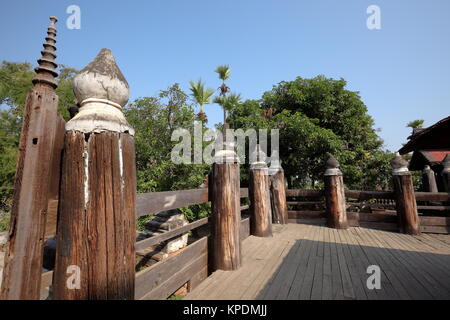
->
1, 0, 449, 151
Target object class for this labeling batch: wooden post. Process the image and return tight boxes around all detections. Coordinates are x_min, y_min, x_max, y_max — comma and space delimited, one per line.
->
269, 150, 288, 224
249, 146, 272, 237
391, 153, 421, 235
52, 49, 137, 299
442, 155, 450, 192
210, 140, 241, 271
324, 154, 348, 229
0, 17, 61, 300
422, 165, 438, 193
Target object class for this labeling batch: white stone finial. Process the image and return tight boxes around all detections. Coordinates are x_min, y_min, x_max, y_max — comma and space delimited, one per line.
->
66, 48, 134, 135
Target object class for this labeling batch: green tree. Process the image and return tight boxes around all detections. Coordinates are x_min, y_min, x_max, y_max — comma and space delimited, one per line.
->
124, 84, 211, 222
227, 75, 392, 190
406, 119, 425, 129
189, 79, 214, 123
214, 65, 231, 124
0, 61, 77, 231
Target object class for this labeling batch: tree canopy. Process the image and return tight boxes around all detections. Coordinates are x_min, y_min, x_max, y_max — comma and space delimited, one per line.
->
227, 75, 393, 190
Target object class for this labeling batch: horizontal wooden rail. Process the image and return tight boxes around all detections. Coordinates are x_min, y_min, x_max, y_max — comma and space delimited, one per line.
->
345, 190, 395, 200
286, 189, 323, 197
417, 205, 450, 211
136, 189, 209, 217
135, 217, 209, 252
240, 205, 249, 211
136, 188, 249, 217
415, 192, 450, 202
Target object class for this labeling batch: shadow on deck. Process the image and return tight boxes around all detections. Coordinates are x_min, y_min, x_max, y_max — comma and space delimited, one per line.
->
185, 224, 450, 300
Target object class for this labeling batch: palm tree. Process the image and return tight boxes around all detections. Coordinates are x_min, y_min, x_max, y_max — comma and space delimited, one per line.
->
214, 65, 231, 124
189, 79, 214, 123
213, 93, 242, 127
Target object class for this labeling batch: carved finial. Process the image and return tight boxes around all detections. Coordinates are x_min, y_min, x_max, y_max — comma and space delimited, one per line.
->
443, 154, 450, 172
66, 48, 134, 134
324, 153, 342, 176
325, 153, 340, 169
391, 152, 409, 175
32, 16, 58, 88
250, 145, 267, 170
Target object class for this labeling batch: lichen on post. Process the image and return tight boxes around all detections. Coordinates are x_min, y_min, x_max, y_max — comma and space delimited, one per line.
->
53, 48, 137, 300
391, 153, 420, 235
324, 154, 348, 229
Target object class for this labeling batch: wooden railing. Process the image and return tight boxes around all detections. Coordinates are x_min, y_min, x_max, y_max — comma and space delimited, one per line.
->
40, 187, 250, 300
286, 189, 450, 234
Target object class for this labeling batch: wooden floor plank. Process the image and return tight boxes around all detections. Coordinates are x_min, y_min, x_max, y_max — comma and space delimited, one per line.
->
186, 224, 450, 300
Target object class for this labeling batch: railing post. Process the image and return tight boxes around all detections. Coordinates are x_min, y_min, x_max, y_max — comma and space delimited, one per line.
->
249, 146, 272, 237
210, 139, 241, 271
442, 155, 450, 192
52, 49, 137, 299
391, 153, 420, 235
422, 165, 438, 193
269, 151, 288, 224
324, 154, 348, 229
0, 17, 61, 300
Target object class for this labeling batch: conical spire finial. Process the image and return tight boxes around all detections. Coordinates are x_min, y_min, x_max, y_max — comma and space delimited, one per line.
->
32, 16, 58, 88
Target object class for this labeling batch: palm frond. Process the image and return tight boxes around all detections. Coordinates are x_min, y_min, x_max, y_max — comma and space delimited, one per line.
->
214, 65, 230, 81
189, 79, 214, 112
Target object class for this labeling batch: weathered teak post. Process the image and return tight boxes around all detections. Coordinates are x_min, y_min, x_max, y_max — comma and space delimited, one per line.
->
442, 155, 450, 192
391, 153, 421, 235
249, 146, 272, 237
269, 150, 288, 224
53, 49, 137, 299
0, 17, 61, 300
210, 139, 241, 271
422, 165, 438, 193
324, 154, 348, 229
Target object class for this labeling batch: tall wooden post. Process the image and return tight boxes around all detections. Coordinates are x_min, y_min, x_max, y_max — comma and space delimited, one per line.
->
269, 151, 288, 224
442, 155, 450, 192
0, 17, 61, 300
52, 49, 136, 299
210, 140, 241, 271
249, 146, 272, 237
391, 153, 420, 235
324, 154, 348, 229
422, 165, 438, 193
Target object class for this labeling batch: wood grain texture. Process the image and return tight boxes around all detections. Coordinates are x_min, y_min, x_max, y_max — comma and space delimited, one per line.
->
210, 162, 241, 271
0, 86, 60, 300
270, 170, 288, 224
249, 169, 272, 237
393, 174, 421, 235
324, 175, 348, 229
53, 132, 136, 300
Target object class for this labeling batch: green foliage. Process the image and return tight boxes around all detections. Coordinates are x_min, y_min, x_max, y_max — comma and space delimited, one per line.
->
136, 215, 154, 232
124, 84, 210, 221
214, 65, 230, 81
0, 210, 10, 232
0, 61, 77, 219
189, 79, 214, 114
406, 119, 424, 129
213, 93, 242, 112
228, 75, 393, 190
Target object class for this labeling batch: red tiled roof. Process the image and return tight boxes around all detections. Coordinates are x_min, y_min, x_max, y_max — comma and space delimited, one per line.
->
420, 150, 450, 163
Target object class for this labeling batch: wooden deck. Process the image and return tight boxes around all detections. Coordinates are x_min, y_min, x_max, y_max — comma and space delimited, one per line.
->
185, 224, 450, 300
